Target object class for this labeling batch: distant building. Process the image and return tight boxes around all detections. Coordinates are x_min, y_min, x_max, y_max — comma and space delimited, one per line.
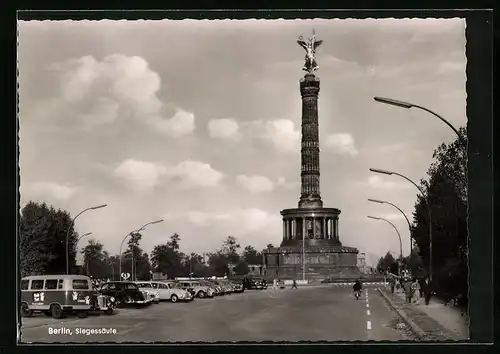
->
76, 252, 85, 267
228, 263, 264, 277
357, 253, 369, 274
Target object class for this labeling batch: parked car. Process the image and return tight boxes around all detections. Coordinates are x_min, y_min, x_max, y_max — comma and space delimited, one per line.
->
243, 277, 267, 290
229, 280, 244, 293
208, 280, 233, 294
196, 280, 220, 296
99, 281, 149, 307
20, 275, 115, 319
176, 280, 215, 298
134, 282, 160, 304
154, 281, 194, 303
219, 279, 237, 293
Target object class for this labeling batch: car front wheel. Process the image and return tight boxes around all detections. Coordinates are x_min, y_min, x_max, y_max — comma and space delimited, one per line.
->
197, 291, 206, 298
20, 303, 32, 317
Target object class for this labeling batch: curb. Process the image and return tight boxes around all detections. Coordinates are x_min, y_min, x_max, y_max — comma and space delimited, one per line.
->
377, 288, 427, 340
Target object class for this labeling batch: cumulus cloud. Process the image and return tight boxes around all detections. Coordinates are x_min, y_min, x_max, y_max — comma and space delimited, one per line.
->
236, 175, 276, 193
166, 160, 224, 187
28, 182, 78, 200
114, 159, 167, 192
208, 118, 240, 140
164, 208, 280, 234
149, 108, 195, 137
114, 159, 224, 190
324, 133, 359, 156
244, 119, 300, 153
44, 54, 195, 135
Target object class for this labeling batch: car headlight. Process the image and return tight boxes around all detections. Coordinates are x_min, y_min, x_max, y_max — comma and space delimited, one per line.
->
110, 297, 115, 302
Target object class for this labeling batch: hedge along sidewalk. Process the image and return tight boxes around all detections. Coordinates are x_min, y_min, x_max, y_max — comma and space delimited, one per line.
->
378, 287, 469, 341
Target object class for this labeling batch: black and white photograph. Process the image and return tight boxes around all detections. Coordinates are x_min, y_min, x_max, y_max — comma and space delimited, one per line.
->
18, 16, 471, 343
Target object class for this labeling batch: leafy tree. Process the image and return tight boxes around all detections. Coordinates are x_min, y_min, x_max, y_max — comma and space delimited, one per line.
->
167, 233, 181, 251
412, 127, 468, 290
183, 253, 210, 277
81, 239, 110, 278
401, 251, 424, 277
150, 234, 184, 278
207, 252, 229, 277
233, 260, 250, 275
376, 252, 398, 274
242, 245, 262, 265
220, 235, 241, 264
266, 243, 274, 250
19, 201, 78, 276
121, 232, 151, 280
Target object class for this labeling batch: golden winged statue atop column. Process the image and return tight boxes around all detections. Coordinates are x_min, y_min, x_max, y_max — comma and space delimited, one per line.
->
297, 29, 323, 73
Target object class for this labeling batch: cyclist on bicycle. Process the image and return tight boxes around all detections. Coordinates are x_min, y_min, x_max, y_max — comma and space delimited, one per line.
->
353, 279, 362, 298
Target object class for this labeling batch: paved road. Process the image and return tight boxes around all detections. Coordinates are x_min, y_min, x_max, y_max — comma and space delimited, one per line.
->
20, 285, 413, 343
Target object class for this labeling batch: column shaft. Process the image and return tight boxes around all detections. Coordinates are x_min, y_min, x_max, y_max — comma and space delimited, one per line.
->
302, 217, 306, 240
312, 217, 316, 239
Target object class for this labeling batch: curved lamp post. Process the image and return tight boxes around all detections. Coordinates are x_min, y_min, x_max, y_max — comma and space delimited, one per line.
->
77, 232, 92, 243
66, 204, 107, 275
77, 232, 92, 275
368, 216, 403, 276
370, 168, 433, 280
119, 219, 164, 281
368, 198, 413, 256
373, 96, 461, 139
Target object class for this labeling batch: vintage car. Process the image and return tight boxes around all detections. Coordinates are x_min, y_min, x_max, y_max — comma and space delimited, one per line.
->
209, 279, 234, 294
243, 277, 267, 290
99, 281, 149, 307
134, 282, 160, 304
198, 280, 222, 296
20, 275, 115, 319
229, 280, 244, 293
154, 281, 194, 302
175, 280, 215, 298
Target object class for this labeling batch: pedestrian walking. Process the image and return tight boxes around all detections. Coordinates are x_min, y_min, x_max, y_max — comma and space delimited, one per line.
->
291, 279, 298, 289
421, 276, 432, 305
411, 277, 420, 305
390, 278, 395, 294
403, 279, 413, 303
418, 277, 424, 298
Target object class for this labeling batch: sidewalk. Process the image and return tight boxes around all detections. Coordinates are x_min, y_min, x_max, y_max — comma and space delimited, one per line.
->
379, 287, 469, 341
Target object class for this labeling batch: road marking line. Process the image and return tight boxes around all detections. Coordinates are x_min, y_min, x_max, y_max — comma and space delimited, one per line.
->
367, 320, 372, 330
366, 303, 369, 308
366, 309, 371, 316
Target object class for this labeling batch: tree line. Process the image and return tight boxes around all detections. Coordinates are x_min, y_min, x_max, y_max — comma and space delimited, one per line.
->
19, 203, 268, 280
376, 127, 468, 302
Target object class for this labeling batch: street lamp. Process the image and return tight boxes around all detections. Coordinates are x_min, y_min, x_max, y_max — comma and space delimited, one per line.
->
367, 216, 403, 276
370, 168, 433, 280
77, 232, 92, 243
373, 96, 461, 139
119, 219, 164, 281
77, 232, 92, 275
368, 198, 413, 256
66, 204, 107, 275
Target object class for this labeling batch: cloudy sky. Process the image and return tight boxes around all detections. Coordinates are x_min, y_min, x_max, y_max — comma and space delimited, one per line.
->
18, 18, 466, 266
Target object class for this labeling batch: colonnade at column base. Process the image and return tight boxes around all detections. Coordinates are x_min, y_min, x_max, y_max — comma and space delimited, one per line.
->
262, 245, 361, 281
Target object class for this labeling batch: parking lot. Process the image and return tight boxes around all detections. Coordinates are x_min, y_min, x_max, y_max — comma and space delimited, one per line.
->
20, 284, 411, 343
